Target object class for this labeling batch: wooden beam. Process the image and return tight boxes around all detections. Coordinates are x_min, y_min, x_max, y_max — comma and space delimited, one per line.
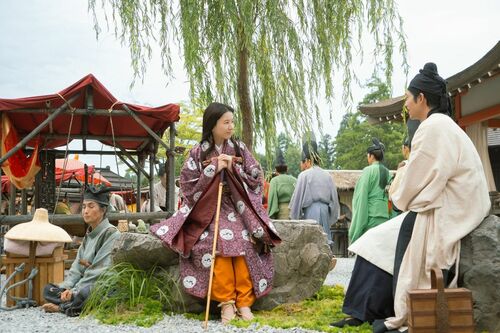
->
458, 104, 500, 127
25, 149, 138, 156
21, 189, 28, 215
82, 115, 88, 151
149, 151, 155, 212
122, 104, 170, 151
9, 183, 16, 215
115, 143, 151, 180
8, 108, 130, 116
136, 156, 142, 213
167, 123, 176, 211
0, 93, 80, 166
44, 134, 147, 142
117, 154, 138, 174
488, 119, 500, 128
0, 211, 172, 226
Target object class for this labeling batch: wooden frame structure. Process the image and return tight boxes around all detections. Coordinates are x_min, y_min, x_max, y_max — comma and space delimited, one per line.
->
0, 75, 180, 228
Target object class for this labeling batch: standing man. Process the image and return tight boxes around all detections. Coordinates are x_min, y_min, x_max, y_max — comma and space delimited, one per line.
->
373, 63, 490, 332
349, 138, 392, 243
289, 137, 339, 245
267, 148, 297, 219
152, 163, 179, 212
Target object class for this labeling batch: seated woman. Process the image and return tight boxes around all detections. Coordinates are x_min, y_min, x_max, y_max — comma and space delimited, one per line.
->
42, 185, 120, 316
150, 102, 281, 324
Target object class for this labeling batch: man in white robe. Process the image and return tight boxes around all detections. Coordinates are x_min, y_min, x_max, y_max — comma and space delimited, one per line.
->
360, 63, 490, 332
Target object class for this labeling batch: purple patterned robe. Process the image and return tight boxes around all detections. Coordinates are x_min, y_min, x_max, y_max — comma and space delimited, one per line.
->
150, 139, 281, 299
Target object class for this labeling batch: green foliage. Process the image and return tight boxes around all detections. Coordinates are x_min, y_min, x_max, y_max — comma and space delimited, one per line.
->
159, 102, 203, 176
185, 285, 371, 332
334, 112, 405, 170
334, 77, 406, 170
82, 262, 181, 327
88, 0, 407, 155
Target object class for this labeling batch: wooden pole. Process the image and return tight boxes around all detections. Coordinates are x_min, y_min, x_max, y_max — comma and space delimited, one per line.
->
0, 93, 80, 166
115, 144, 150, 180
204, 171, 225, 330
167, 123, 176, 212
21, 189, 27, 214
149, 151, 155, 213
121, 104, 170, 151
136, 156, 142, 213
9, 183, 16, 215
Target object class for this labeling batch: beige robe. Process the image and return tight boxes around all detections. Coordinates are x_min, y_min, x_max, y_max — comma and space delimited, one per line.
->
385, 113, 490, 329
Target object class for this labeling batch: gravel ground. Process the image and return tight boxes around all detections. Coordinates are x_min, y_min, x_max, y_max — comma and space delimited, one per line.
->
0, 259, 355, 332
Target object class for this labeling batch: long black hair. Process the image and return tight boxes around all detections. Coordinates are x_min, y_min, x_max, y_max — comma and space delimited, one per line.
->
200, 102, 242, 162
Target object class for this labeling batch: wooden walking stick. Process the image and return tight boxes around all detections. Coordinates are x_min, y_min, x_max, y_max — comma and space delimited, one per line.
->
204, 170, 225, 330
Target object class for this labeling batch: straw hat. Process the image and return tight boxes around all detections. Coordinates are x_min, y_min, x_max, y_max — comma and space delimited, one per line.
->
5, 208, 72, 243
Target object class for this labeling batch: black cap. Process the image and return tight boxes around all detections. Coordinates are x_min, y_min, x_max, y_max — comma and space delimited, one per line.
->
367, 138, 385, 154
83, 185, 111, 206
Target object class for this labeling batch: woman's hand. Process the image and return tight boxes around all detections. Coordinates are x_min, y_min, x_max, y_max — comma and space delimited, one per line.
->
222, 154, 233, 172
216, 155, 228, 173
218, 154, 233, 172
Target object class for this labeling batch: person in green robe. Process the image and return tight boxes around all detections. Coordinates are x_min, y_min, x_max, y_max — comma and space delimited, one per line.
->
349, 138, 392, 243
41, 185, 120, 316
267, 148, 297, 219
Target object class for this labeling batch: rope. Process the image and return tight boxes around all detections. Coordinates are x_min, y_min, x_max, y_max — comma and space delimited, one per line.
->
52, 94, 76, 215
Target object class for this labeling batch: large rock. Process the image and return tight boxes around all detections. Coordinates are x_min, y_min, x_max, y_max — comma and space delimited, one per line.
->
459, 215, 500, 332
111, 220, 333, 312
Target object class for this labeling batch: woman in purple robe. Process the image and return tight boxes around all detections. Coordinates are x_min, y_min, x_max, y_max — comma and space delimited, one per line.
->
151, 102, 280, 323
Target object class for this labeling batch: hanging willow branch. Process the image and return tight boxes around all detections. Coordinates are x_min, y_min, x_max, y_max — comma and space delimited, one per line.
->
88, 0, 407, 157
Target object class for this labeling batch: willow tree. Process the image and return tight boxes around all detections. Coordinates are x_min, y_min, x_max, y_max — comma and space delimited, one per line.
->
89, 0, 407, 153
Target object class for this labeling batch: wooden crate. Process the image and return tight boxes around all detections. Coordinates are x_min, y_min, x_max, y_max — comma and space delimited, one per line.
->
2, 247, 67, 307
407, 268, 474, 333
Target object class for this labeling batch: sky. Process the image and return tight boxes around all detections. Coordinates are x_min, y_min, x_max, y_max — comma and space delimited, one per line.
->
0, 0, 499, 171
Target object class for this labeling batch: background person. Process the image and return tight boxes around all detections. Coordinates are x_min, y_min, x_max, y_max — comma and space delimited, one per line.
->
267, 148, 296, 219
289, 137, 339, 246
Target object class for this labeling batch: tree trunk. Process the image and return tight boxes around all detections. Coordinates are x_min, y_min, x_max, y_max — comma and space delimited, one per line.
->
237, 36, 253, 151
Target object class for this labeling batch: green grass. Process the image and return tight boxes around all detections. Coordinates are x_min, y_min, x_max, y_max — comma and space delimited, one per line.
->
186, 285, 372, 332
81, 262, 181, 327
83, 265, 371, 332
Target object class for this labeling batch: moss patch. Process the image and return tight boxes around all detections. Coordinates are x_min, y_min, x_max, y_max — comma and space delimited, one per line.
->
186, 285, 372, 332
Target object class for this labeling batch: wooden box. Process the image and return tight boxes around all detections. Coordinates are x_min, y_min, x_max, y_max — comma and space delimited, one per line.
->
2, 246, 67, 307
407, 268, 474, 333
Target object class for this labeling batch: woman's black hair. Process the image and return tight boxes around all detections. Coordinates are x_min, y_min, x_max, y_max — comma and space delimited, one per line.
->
200, 102, 242, 162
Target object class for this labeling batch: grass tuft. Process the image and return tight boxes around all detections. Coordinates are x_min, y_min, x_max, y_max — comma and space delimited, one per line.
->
81, 262, 180, 327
